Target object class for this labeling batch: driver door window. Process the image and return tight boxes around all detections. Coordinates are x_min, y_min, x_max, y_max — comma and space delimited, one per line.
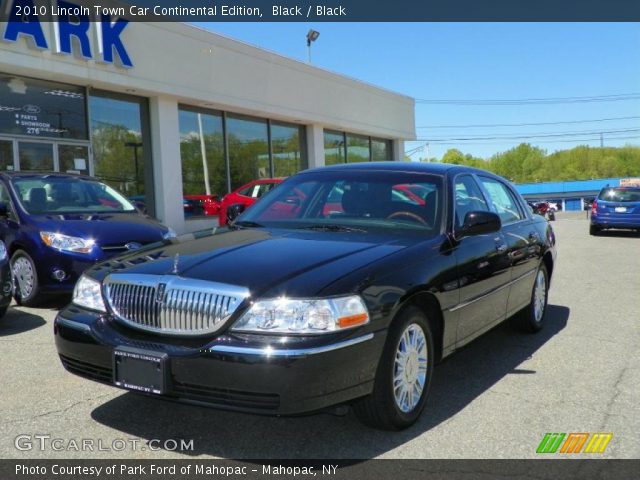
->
454, 175, 490, 230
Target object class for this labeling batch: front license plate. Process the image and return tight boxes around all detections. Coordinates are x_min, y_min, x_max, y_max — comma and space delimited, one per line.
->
615, 207, 627, 213
113, 347, 167, 395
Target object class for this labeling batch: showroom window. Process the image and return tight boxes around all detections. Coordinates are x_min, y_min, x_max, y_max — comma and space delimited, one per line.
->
271, 122, 308, 177
371, 138, 393, 161
0, 74, 87, 140
346, 134, 370, 163
178, 107, 226, 216
226, 114, 269, 191
89, 91, 154, 215
324, 130, 346, 165
324, 130, 393, 164
178, 108, 308, 219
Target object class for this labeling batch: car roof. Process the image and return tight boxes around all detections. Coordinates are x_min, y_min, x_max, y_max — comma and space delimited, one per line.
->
0, 171, 95, 181
304, 161, 497, 178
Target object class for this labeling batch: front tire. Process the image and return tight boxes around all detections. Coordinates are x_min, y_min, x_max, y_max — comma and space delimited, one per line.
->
11, 250, 42, 307
353, 306, 434, 430
514, 263, 548, 333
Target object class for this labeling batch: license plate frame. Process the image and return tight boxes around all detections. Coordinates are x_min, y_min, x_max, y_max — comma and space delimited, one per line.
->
615, 207, 627, 213
113, 347, 168, 395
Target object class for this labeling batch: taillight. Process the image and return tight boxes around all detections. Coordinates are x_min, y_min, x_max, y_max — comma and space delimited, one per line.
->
591, 199, 597, 215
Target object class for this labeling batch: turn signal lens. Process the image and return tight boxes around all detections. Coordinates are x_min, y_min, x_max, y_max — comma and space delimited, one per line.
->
338, 313, 369, 328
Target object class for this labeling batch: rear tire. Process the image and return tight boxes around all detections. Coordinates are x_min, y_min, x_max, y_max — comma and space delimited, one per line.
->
514, 263, 548, 333
353, 306, 434, 430
11, 250, 42, 307
589, 225, 600, 236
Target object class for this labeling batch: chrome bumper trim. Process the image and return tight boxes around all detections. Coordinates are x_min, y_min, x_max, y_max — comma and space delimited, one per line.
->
209, 333, 374, 357
56, 316, 92, 334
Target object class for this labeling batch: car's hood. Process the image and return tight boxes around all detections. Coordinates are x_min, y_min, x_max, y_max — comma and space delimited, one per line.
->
30, 213, 168, 246
92, 228, 419, 298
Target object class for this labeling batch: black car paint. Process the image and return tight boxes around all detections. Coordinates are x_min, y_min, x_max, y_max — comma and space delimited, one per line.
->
55, 163, 556, 415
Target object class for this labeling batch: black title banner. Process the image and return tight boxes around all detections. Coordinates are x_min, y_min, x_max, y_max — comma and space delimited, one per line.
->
2, 459, 639, 480
0, 0, 639, 22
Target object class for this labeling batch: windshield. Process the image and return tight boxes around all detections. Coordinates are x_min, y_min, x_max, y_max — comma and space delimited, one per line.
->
240, 170, 443, 234
12, 176, 137, 214
598, 187, 640, 203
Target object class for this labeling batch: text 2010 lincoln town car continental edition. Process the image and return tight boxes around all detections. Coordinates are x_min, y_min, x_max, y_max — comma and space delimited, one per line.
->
55, 163, 556, 430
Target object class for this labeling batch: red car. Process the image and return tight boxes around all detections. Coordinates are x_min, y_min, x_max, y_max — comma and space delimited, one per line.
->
183, 194, 221, 217
218, 178, 283, 225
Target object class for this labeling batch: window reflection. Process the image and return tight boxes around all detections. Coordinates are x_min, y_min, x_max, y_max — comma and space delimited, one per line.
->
371, 138, 392, 161
18, 142, 53, 171
347, 134, 370, 163
324, 131, 345, 165
227, 115, 269, 191
271, 122, 307, 177
89, 93, 148, 204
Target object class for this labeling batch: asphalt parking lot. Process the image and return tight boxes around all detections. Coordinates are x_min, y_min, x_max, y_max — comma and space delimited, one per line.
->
1, 216, 639, 459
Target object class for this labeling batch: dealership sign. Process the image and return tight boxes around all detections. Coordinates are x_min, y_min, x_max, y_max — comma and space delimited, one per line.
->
1, 0, 133, 67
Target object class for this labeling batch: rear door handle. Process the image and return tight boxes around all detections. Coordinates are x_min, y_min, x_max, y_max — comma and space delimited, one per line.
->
528, 231, 540, 242
495, 242, 508, 254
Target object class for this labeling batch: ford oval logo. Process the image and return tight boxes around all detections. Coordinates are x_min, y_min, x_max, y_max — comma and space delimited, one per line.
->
22, 104, 41, 114
124, 242, 142, 250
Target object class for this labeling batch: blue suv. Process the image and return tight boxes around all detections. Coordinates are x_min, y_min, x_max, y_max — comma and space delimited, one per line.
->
590, 186, 640, 235
0, 172, 174, 306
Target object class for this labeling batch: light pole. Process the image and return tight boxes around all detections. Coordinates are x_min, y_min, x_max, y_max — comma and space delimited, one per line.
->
306, 29, 320, 63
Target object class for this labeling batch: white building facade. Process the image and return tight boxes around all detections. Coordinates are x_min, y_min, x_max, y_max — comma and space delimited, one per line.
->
0, 19, 415, 232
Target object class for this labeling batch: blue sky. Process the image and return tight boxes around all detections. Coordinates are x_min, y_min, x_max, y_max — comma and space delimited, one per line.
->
199, 23, 640, 160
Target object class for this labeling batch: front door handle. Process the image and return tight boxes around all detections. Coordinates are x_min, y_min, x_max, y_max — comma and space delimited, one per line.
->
528, 231, 540, 242
495, 242, 508, 254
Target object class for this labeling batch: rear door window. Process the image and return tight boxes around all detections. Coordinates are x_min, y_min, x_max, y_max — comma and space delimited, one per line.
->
478, 176, 525, 225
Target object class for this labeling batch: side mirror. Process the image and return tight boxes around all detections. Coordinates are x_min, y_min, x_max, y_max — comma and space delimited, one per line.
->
226, 203, 246, 224
459, 211, 501, 237
0, 202, 8, 218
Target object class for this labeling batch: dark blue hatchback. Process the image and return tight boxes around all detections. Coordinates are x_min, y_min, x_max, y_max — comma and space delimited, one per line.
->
0, 173, 173, 306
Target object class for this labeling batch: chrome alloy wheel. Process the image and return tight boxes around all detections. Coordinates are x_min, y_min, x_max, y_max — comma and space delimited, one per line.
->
533, 269, 547, 323
393, 324, 428, 413
13, 257, 35, 299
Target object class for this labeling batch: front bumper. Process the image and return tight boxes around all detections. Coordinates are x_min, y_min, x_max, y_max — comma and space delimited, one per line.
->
35, 249, 125, 293
54, 306, 385, 415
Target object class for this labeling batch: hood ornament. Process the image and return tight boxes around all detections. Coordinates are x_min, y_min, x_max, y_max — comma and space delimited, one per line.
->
172, 253, 180, 274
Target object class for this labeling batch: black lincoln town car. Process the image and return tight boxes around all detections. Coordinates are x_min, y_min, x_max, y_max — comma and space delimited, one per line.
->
55, 162, 556, 430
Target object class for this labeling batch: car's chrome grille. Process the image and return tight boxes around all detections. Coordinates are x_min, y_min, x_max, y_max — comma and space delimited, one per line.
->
104, 274, 250, 337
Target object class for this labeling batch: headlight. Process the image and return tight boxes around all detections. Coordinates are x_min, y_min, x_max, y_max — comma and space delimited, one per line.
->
40, 232, 94, 254
0, 241, 7, 261
163, 228, 177, 240
232, 295, 369, 334
72, 274, 106, 312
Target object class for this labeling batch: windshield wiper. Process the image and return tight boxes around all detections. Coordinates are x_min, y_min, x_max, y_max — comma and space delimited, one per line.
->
232, 220, 265, 228
300, 224, 367, 233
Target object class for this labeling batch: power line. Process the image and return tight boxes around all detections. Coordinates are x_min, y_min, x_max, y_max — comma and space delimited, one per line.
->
415, 93, 640, 105
417, 127, 640, 142
417, 134, 640, 146
416, 115, 640, 129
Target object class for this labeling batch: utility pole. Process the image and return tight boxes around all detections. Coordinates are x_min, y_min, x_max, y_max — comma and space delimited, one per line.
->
600, 132, 604, 148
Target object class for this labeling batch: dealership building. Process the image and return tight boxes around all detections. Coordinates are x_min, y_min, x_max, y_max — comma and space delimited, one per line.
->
0, 18, 414, 232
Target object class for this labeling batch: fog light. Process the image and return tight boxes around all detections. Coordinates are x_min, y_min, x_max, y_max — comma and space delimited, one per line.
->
52, 269, 66, 281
